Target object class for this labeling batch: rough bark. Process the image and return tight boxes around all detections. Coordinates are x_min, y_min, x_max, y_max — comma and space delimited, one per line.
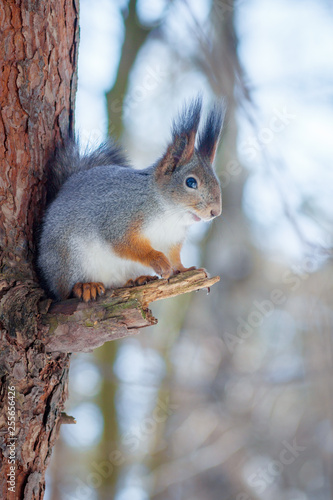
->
0, 0, 78, 498
0, 0, 78, 272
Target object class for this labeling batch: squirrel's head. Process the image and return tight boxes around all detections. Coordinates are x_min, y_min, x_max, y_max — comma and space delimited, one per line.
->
154, 96, 224, 223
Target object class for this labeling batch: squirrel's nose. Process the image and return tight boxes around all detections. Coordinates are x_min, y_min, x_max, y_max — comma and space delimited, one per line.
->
210, 205, 222, 218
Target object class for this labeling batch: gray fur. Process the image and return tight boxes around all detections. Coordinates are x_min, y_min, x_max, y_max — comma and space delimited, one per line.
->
39, 164, 159, 298
46, 139, 129, 204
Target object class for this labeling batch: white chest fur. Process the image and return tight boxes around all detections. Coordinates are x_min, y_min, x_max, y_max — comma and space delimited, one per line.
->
142, 210, 192, 253
74, 210, 193, 288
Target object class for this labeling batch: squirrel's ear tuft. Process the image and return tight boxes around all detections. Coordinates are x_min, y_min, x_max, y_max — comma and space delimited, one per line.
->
172, 95, 202, 149
197, 100, 225, 164
156, 96, 202, 178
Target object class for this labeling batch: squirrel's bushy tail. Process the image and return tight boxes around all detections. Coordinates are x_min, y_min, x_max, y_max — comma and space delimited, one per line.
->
46, 138, 129, 204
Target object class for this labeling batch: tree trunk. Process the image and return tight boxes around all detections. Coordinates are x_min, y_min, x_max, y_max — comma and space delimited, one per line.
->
0, 0, 78, 498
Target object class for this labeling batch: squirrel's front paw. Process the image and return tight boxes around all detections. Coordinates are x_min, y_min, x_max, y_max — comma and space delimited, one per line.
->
125, 275, 159, 287
149, 251, 172, 279
173, 265, 196, 275
172, 266, 207, 276
73, 282, 105, 302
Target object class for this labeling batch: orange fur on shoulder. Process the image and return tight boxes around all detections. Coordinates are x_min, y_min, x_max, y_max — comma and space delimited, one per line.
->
113, 224, 172, 278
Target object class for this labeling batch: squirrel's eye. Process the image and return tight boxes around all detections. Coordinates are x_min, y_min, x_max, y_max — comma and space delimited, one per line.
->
186, 177, 198, 189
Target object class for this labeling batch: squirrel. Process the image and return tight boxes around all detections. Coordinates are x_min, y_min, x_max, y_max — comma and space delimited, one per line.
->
37, 96, 224, 302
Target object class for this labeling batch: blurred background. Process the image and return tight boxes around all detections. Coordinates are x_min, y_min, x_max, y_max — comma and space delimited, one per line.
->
45, 0, 333, 499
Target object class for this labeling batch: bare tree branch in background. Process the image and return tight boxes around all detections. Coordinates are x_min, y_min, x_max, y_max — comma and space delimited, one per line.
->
106, 0, 154, 139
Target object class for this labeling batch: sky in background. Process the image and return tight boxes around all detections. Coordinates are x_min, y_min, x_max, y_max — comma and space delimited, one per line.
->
237, 0, 333, 260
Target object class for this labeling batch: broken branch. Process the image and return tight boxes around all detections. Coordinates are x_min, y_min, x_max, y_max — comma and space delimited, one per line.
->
40, 269, 220, 353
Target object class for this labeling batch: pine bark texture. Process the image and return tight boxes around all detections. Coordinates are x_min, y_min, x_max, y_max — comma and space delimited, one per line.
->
0, 1, 78, 498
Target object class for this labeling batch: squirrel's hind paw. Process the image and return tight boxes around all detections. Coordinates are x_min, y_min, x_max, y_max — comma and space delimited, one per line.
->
73, 282, 106, 302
